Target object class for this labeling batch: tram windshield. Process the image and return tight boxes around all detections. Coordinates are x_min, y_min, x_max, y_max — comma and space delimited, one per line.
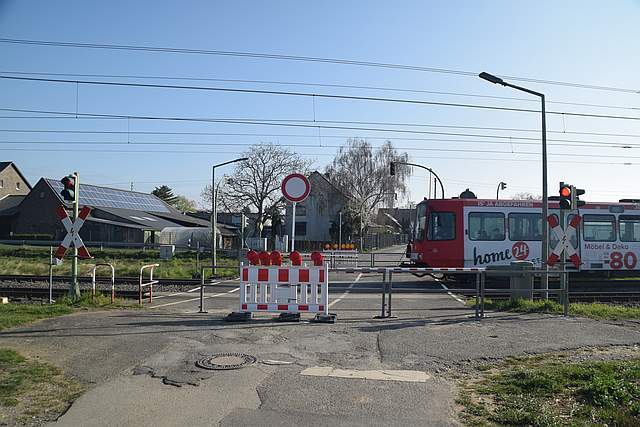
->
415, 203, 427, 241
427, 212, 456, 241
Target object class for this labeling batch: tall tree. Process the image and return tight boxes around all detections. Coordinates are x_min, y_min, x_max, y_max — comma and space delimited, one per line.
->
201, 143, 311, 236
172, 195, 197, 212
325, 139, 411, 228
152, 185, 178, 204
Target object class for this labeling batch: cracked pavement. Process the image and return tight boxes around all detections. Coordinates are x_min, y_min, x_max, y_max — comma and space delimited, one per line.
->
2, 250, 640, 426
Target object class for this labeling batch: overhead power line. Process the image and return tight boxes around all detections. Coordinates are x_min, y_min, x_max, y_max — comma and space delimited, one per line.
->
0, 145, 632, 166
1, 37, 638, 93
1, 70, 638, 111
2, 75, 640, 122
2, 114, 640, 140
0, 128, 638, 148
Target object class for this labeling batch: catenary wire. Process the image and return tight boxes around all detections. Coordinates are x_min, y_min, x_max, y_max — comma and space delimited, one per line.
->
1, 70, 638, 111
1, 37, 638, 93
2, 75, 640, 121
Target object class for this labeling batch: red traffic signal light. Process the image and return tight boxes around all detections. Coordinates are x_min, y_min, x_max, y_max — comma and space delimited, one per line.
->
559, 182, 571, 209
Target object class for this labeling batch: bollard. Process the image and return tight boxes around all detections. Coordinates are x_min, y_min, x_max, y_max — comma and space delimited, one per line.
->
509, 261, 534, 301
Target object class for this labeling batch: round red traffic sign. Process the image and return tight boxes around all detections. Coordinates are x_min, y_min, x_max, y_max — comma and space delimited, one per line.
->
281, 173, 310, 202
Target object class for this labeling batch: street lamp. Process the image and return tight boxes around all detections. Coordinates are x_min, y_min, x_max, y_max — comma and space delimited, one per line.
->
479, 71, 549, 294
391, 161, 444, 199
211, 157, 248, 275
359, 192, 396, 251
496, 181, 507, 199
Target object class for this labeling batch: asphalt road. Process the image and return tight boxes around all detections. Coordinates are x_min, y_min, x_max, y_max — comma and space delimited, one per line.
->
2, 246, 640, 426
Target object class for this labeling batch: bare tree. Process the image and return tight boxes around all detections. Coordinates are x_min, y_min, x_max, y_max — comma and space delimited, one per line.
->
201, 143, 311, 236
325, 138, 411, 226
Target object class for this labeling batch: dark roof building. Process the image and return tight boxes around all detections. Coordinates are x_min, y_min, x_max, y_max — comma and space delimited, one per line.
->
9, 178, 208, 245
0, 161, 31, 199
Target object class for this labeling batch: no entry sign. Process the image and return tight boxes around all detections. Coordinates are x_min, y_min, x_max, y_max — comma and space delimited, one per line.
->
282, 173, 311, 252
281, 173, 310, 203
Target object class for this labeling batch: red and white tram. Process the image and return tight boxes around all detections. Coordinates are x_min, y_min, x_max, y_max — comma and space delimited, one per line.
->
407, 196, 640, 273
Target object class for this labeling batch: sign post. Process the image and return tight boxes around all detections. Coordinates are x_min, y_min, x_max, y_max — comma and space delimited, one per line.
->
55, 204, 92, 299
547, 213, 582, 316
281, 174, 310, 252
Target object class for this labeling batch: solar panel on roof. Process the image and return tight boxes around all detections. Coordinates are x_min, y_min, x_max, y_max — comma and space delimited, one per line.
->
46, 179, 170, 213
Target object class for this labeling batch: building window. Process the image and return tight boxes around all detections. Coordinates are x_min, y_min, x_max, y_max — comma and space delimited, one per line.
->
427, 212, 456, 241
16, 182, 20, 190
0, 179, 3, 188
296, 204, 307, 216
469, 212, 505, 241
508, 213, 542, 241
583, 214, 616, 242
295, 222, 307, 236
619, 215, 640, 242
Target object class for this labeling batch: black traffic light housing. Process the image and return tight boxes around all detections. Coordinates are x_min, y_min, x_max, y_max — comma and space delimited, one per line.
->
60, 175, 76, 202
559, 182, 571, 210
572, 187, 586, 208
390, 162, 396, 176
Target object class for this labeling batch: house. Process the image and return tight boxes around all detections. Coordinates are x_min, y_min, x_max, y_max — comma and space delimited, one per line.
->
0, 162, 32, 237
283, 171, 350, 244
10, 178, 209, 245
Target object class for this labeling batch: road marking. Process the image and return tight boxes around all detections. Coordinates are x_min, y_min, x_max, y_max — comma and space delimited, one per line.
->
301, 366, 430, 383
436, 280, 466, 304
151, 282, 221, 299
328, 273, 362, 308
150, 287, 238, 309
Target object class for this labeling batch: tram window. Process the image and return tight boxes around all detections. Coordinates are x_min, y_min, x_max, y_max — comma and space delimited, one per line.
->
508, 213, 542, 241
469, 212, 505, 241
583, 214, 616, 242
427, 212, 456, 241
619, 215, 640, 242
415, 203, 428, 241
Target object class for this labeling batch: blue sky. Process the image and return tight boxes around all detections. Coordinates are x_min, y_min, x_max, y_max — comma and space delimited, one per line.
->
1, 0, 639, 206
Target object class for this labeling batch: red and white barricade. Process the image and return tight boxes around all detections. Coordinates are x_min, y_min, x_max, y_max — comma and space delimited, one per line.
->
239, 264, 328, 314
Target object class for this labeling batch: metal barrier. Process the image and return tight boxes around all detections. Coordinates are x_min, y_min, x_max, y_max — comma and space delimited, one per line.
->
138, 264, 159, 305
90, 263, 115, 303
333, 266, 486, 320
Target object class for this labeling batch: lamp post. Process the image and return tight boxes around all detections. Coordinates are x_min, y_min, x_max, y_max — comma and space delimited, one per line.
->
391, 161, 444, 199
211, 157, 248, 275
496, 181, 507, 199
479, 72, 549, 294
359, 192, 396, 251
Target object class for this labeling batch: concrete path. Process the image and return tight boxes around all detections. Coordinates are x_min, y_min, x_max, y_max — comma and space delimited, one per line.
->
2, 263, 639, 426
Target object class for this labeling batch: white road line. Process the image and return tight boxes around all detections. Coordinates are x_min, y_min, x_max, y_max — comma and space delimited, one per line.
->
328, 273, 362, 308
301, 366, 430, 383
150, 287, 238, 309
436, 280, 466, 305
151, 282, 221, 299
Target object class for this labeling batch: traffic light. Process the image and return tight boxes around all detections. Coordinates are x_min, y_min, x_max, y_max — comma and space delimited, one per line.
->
559, 182, 571, 210
60, 175, 76, 202
572, 187, 586, 209
390, 162, 396, 176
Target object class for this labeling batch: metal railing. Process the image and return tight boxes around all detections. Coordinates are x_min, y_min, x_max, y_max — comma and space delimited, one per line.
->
138, 264, 159, 305
90, 263, 115, 303
333, 266, 486, 320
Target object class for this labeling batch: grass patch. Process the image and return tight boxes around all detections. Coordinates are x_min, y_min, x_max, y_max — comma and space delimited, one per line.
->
0, 292, 139, 332
0, 304, 73, 331
467, 297, 640, 320
460, 356, 640, 426
0, 244, 238, 279
0, 348, 83, 425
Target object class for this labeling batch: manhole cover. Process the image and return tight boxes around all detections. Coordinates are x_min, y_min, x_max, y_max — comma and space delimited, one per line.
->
196, 352, 257, 370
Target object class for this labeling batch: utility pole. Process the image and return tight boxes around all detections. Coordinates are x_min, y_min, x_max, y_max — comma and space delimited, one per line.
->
339, 211, 343, 249
71, 172, 80, 299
